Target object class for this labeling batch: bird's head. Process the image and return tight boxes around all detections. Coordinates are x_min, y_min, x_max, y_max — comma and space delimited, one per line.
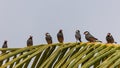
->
59, 29, 63, 33
84, 31, 89, 35
107, 33, 112, 36
29, 35, 33, 39
76, 30, 80, 33
45, 33, 50, 36
4, 40, 7, 43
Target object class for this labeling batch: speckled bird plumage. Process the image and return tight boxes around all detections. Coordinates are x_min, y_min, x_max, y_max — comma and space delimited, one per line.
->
106, 33, 115, 43
57, 29, 64, 43
45, 33, 52, 44
75, 30, 82, 42
27, 36, 33, 46
84, 31, 101, 42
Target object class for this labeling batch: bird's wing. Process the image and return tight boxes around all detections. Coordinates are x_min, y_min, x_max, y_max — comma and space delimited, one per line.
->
89, 34, 98, 40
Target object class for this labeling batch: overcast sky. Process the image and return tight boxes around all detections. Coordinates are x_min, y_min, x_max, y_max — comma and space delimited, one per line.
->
0, 0, 120, 48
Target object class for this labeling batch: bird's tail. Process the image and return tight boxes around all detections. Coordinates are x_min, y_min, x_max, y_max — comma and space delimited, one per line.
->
96, 40, 102, 43
79, 39, 82, 42
114, 42, 117, 44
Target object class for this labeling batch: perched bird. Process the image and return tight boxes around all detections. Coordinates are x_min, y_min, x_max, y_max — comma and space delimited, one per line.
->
84, 31, 101, 42
45, 33, 52, 44
106, 33, 116, 43
27, 35, 33, 46
2, 40, 8, 48
75, 30, 82, 42
57, 29, 64, 43
2, 40, 8, 53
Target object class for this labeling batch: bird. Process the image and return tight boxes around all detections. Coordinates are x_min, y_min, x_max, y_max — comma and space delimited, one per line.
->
57, 29, 64, 43
27, 35, 33, 46
45, 33, 52, 44
75, 30, 82, 42
106, 33, 116, 44
84, 31, 101, 42
2, 40, 8, 53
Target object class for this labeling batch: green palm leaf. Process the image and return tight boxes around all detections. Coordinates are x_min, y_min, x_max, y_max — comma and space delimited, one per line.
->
0, 42, 120, 68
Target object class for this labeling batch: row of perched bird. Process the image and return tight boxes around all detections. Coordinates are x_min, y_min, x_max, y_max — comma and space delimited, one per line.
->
1, 29, 116, 52
45, 29, 116, 44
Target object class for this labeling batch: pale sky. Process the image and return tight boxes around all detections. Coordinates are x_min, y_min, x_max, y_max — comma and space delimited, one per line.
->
0, 0, 120, 48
